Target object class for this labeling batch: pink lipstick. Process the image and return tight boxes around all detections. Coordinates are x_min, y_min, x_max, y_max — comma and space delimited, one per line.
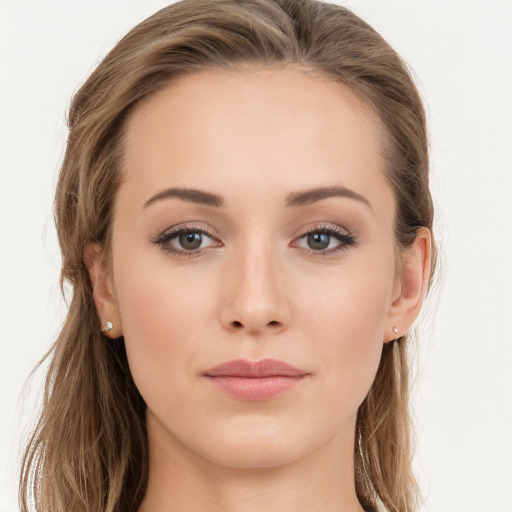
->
203, 358, 309, 401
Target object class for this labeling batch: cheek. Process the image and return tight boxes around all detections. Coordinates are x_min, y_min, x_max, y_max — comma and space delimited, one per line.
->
112, 250, 217, 405
296, 254, 394, 409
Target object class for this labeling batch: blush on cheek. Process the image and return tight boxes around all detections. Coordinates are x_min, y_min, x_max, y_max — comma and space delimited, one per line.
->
117, 265, 212, 374
297, 269, 390, 411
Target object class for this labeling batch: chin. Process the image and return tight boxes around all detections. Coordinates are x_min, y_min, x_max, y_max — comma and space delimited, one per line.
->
195, 422, 318, 470
204, 442, 303, 470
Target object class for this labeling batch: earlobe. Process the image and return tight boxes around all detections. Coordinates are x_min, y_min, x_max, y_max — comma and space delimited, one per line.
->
83, 242, 123, 338
385, 227, 432, 342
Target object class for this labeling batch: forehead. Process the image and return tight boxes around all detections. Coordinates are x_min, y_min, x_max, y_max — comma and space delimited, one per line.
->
119, 66, 392, 216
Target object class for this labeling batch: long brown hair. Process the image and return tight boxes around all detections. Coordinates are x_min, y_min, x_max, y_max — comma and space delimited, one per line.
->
20, 1, 436, 511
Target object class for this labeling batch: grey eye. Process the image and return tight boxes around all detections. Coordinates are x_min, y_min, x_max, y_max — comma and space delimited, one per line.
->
179, 231, 203, 250
306, 233, 330, 250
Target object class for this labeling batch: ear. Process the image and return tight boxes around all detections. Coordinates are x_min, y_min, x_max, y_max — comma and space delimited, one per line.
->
83, 242, 123, 338
385, 227, 432, 342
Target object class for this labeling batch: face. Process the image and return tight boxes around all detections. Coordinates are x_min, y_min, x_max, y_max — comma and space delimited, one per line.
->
108, 67, 401, 469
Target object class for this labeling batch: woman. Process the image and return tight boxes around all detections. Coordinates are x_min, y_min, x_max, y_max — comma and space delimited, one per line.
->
19, 0, 435, 511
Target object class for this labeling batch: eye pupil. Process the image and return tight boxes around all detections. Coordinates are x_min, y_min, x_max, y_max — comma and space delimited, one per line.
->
307, 232, 330, 250
179, 231, 202, 250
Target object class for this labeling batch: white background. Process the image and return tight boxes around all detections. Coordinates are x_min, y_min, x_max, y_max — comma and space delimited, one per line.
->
1, 1, 511, 511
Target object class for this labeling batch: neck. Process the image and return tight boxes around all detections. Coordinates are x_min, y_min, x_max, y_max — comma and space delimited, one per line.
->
138, 413, 366, 512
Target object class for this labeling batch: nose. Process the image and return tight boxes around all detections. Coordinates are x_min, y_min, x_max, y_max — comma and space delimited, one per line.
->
219, 239, 291, 336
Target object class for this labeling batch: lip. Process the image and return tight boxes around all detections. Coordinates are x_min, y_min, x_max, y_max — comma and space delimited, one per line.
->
203, 358, 310, 401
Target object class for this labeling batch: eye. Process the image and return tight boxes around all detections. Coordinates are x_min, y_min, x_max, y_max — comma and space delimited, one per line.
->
154, 225, 221, 257
153, 223, 356, 259
294, 225, 357, 256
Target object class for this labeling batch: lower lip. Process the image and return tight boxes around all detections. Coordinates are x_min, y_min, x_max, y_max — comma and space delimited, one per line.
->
205, 375, 308, 401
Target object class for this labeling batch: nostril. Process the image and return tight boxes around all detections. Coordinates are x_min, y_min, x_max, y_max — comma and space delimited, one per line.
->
231, 320, 279, 329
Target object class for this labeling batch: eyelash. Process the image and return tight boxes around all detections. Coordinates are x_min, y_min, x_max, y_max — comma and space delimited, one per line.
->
153, 223, 357, 259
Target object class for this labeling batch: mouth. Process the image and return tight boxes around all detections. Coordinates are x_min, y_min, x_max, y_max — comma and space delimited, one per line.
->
203, 358, 310, 401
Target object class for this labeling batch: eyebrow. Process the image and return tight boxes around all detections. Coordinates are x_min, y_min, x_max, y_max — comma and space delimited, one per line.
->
142, 185, 371, 210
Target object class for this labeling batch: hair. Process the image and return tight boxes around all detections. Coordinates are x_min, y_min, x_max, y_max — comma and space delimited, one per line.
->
19, 1, 436, 511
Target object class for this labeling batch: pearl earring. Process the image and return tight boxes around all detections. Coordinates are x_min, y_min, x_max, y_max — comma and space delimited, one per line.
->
101, 321, 114, 333
393, 327, 399, 334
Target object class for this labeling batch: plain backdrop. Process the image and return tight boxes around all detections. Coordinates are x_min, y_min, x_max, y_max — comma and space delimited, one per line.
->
1, 1, 511, 511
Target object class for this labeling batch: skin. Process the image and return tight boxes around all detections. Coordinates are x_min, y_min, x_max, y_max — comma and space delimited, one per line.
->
86, 67, 431, 512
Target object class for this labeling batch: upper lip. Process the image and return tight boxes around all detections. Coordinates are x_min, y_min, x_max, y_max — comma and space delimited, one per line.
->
204, 358, 309, 378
